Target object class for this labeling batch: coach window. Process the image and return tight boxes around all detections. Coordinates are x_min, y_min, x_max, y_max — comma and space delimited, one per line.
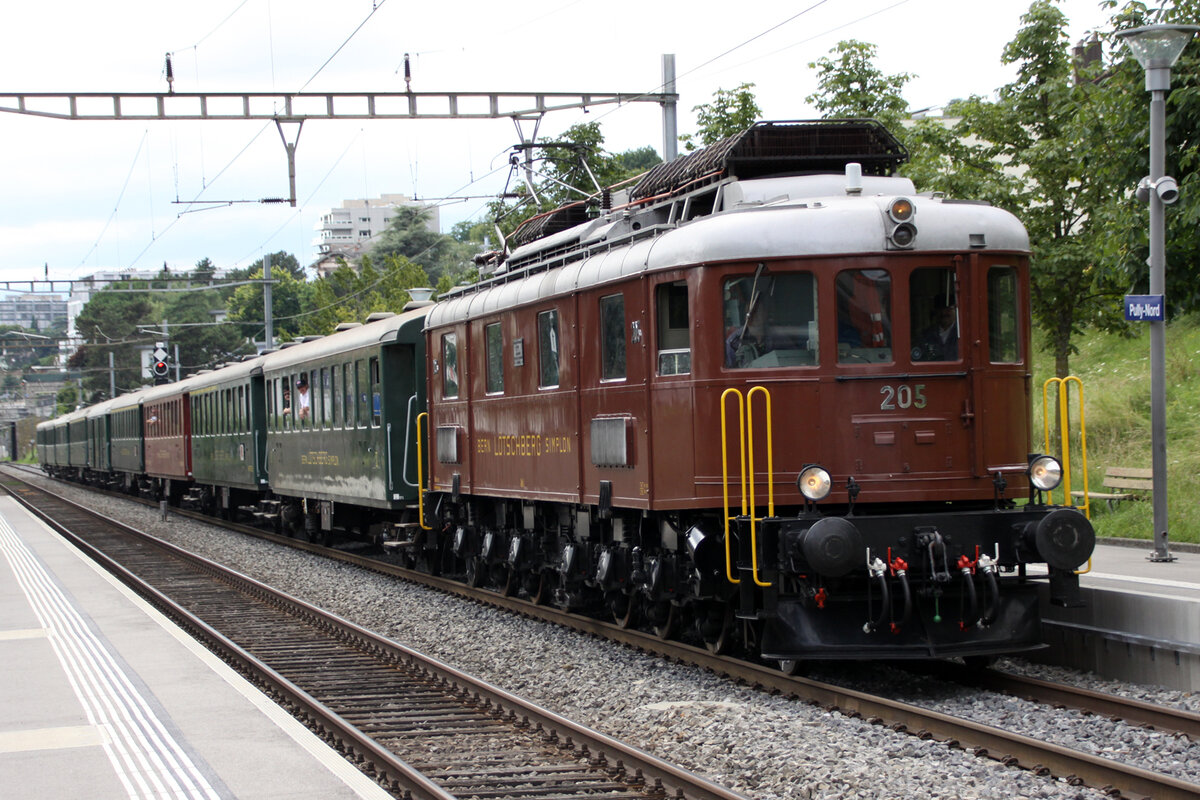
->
538, 310, 560, 388
442, 333, 459, 398
369, 357, 381, 427
656, 282, 691, 375
836, 269, 892, 364
723, 271, 818, 369
485, 323, 504, 394
988, 266, 1021, 363
321, 368, 332, 428
909, 268, 959, 362
356, 360, 369, 428
343, 363, 354, 427
599, 294, 626, 380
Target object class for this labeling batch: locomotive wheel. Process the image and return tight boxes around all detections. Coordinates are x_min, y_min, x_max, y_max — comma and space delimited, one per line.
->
608, 591, 637, 629
529, 570, 555, 605
778, 659, 803, 675
701, 604, 736, 655
650, 601, 678, 639
465, 558, 484, 588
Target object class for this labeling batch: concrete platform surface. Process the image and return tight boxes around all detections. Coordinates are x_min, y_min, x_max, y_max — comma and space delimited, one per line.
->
0, 496, 394, 800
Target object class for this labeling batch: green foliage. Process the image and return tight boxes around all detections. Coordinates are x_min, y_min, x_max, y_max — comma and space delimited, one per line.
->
370, 205, 460, 282
71, 287, 158, 396
679, 83, 761, 152
162, 287, 251, 371
55, 383, 77, 415
806, 41, 914, 130
225, 266, 312, 346
1032, 313, 1200, 544
300, 254, 432, 335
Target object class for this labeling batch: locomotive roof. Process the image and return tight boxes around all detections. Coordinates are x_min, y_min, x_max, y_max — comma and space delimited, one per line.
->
429, 178, 1029, 328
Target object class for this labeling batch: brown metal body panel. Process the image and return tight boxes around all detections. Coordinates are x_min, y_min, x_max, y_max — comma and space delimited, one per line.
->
427, 246, 1034, 515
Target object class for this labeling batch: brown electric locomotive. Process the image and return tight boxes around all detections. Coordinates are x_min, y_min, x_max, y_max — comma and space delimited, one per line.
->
422, 120, 1094, 664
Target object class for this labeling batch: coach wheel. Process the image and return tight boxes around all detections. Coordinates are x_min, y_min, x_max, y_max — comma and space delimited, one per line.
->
701, 603, 736, 655
778, 659, 803, 675
649, 601, 678, 640
608, 591, 637, 629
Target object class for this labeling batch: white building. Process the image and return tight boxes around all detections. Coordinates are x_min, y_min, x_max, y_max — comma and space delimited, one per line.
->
312, 194, 439, 274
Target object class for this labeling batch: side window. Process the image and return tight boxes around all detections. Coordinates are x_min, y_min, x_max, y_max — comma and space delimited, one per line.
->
442, 333, 460, 398
723, 271, 818, 369
485, 323, 504, 394
909, 267, 960, 362
343, 364, 354, 428
836, 269, 892, 364
538, 310, 560, 388
599, 294, 626, 380
988, 266, 1021, 363
329, 368, 339, 427
321, 368, 331, 428
370, 357, 382, 427
356, 360, 369, 428
656, 281, 691, 375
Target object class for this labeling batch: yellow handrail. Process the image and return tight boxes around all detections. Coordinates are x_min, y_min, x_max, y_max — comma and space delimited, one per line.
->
719, 386, 775, 587
746, 386, 774, 587
416, 412, 432, 530
719, 389, 745, 585
1041, 376, 1090, 518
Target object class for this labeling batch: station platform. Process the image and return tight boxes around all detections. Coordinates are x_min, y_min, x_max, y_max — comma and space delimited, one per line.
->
1037, 539, 1200, 690
0, 496, 394, 800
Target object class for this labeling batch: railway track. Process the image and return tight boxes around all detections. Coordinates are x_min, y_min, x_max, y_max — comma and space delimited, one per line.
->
8, 467, 1200, 800
0, 473, 750, 800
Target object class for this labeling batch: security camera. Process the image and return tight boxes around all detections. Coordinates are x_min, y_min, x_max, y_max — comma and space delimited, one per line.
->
1135, 175, 1181, 205
1154, 176, 1180, 205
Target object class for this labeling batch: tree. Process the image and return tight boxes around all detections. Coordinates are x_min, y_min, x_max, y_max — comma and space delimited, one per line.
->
806, 41, 914, 130
225, 267, 312, 346
679, 83, 761, 151
370, 205, 454, 280
301, 254, 432, 335
72, 287, 159, 396
162, 288, 251, 371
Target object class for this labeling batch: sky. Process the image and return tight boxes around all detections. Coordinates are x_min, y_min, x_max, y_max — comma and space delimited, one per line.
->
0, 0, 1121, 287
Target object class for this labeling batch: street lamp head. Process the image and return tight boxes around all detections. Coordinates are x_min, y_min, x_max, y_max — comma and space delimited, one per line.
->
1117, 24, 1199, 89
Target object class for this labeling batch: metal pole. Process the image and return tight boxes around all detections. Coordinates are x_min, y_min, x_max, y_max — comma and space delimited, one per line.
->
1146, 68, 1172, 562
661, 54, 678, 162
263, 253, 274, 351
108, 351, 115, 399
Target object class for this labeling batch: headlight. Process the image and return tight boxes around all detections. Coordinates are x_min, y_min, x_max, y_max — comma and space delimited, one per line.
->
888, 197, 915, 223
1028, 455, 1063, 491
797, 465, 832, 501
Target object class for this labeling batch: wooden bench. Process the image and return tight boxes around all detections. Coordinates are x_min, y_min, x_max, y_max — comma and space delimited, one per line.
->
1070, 467, 1153, 511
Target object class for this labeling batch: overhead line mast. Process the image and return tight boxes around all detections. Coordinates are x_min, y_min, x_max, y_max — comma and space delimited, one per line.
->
0, 56, 679, 207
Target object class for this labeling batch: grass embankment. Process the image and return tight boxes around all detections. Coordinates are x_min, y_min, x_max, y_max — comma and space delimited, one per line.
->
1032, 313, 1200, 545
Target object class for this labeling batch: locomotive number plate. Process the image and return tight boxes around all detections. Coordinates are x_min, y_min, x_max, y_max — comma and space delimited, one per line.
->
880, 384, 927, 410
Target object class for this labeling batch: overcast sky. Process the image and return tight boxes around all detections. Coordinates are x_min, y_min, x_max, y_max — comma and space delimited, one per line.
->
0, 0, 1119, 286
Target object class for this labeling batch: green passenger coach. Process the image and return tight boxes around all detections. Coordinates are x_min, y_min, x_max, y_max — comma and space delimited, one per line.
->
257, 306, 429, 539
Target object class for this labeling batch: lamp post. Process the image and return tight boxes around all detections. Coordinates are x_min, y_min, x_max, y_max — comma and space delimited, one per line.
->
1116, 23, 1198, 563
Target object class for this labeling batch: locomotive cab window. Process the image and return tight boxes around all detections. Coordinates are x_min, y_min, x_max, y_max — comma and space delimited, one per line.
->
656, 281, 690, 376
599, 294, 626, 381
909, 267, 960, 362
988, 266, 1021, 363
836, 269, 892, 364
724, 270, 817, 369
537, 310, 560, 388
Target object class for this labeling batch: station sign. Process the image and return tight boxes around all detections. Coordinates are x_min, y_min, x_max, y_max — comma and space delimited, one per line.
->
1124, 294, 1165, 322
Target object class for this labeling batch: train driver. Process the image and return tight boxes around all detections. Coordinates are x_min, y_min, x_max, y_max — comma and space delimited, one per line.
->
917, 300, 958, 361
